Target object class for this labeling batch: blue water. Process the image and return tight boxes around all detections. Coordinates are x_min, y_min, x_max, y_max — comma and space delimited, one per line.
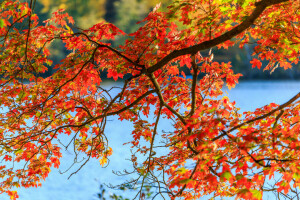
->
1, 81, 300, 200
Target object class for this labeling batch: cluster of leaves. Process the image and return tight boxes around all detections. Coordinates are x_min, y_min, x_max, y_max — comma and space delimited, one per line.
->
95, 184, 153, 200
96, 184, 130, 200
1, 0, 300, 199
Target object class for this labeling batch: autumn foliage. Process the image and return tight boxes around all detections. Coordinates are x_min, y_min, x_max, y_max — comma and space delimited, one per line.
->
0, 0, 300, 199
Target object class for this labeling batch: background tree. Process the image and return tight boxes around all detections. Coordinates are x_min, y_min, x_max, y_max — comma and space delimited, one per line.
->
0, 0, 300, 200
34, 0, 300, 79
38, 0, 106, 28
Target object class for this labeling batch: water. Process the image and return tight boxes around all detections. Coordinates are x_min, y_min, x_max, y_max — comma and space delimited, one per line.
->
1, 81, 300, 200
226, 81, 300, 112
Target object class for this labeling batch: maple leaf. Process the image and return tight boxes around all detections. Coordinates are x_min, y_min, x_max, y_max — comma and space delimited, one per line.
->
250, 58, 262, 69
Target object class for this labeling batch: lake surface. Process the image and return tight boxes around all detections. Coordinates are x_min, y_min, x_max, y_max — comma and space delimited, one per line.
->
2, 81, 300, 200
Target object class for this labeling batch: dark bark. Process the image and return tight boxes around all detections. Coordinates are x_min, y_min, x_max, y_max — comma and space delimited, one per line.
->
146, 0, 290, 74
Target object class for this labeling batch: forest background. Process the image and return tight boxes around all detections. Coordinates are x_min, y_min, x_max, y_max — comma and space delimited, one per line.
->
35, 0, 300, 80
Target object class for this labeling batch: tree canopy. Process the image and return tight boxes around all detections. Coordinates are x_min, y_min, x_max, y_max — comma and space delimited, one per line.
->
0, 0, 300, 199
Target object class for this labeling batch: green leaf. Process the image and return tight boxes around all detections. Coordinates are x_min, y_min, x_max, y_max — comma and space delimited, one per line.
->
177, 167, 188, 174
208, 108, 216, 113
0, 19, 4, 28
179, 178, 193, 184
220, 6, 230, 12
250, 189, 262, 200
235, 174, 244, 180
17, 91, 25, 102
15, 149, 23, 155
36, 112, 41, 118
293, 172, 300, 180
221, 171, 232, 180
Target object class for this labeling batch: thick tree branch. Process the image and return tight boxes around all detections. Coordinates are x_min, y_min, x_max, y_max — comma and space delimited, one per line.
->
146, 0, 289, 74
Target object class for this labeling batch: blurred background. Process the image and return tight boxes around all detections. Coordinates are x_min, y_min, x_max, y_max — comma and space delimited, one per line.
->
33, 0, 300, 80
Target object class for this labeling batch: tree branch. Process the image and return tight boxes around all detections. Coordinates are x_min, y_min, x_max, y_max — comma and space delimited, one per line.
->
212, 91, 300, 141
228, 91, 300, 134
189, 55, 198, 117
148, 73, 186, 125
146, 0, 289, 74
